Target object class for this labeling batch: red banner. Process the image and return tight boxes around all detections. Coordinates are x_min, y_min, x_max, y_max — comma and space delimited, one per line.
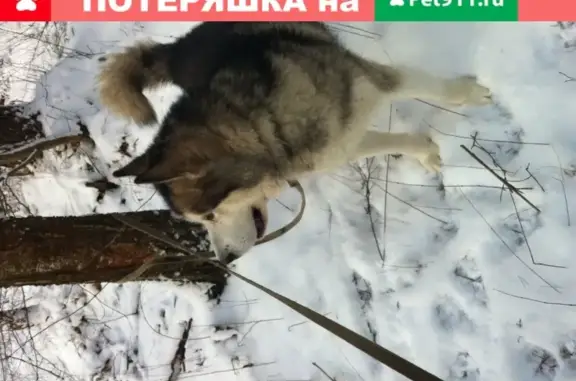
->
50, 0, 370, 21
519, 0, 576, 21
0, 0, 51, 21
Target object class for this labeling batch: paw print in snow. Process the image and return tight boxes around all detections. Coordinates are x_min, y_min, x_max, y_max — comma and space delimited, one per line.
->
390, 0, 404, 5
16, 0, 37, 11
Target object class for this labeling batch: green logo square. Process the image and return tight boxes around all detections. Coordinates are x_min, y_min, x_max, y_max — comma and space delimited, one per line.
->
376, 0, 518, 21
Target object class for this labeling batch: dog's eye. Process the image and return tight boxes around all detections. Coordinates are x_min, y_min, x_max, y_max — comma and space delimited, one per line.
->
204, 212, 215, 221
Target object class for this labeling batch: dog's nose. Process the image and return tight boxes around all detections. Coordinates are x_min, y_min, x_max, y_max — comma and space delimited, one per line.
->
221, 252, 239, 264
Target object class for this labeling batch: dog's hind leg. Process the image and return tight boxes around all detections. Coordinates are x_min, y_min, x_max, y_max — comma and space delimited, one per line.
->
350, 131, 442, 172
391, 67, 492, 106
356, 57, 492, 106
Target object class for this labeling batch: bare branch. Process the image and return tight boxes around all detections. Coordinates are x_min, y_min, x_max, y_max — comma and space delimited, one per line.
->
425, 122, 549, 146
495, 289, 575, 307
559, 71, 576, 82
168, 319, 193, 381
354, 159, 385, 263
551, 146, 571, 226
461, 145, 541, 213
508, 192, 565, 268
524, 164, 545, 192
458, 188, 559, 293
0, 133, 93, 166
382, 104, 394, 265
175, 362, 274, 378
312, 362, 337, 381
372, 181, 449, 225
415, 99, 469, 118
0, 148, 37, 182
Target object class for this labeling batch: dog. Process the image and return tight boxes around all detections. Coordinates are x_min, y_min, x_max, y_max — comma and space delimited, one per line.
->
98, 22, 491, 263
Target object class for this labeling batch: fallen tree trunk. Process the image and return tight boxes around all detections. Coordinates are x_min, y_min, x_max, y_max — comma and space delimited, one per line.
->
0, 104, 226, 295
0, 210, 226, 291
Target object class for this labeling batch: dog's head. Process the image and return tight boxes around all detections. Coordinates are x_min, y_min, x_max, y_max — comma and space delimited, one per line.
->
113, 141, 285, 263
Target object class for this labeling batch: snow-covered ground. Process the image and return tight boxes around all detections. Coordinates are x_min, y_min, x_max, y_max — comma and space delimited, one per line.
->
0, 22, 69, 102
4, 21, 576, 381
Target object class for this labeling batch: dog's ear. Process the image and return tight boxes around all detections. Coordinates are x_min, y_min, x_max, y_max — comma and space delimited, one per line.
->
113, 153, 151, 178
113, 148, 190, 184
132, 163, 184, 184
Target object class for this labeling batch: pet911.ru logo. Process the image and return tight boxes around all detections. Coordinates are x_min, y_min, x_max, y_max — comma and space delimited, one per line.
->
392, 0, 504, 7
380, 0, 514, 21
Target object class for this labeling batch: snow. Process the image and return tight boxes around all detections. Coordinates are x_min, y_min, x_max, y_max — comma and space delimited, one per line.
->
0, 22, 70, 102
3, 21, 576, 381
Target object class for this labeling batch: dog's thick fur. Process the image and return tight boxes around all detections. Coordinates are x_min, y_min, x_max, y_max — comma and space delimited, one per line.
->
98, 22, 491, 262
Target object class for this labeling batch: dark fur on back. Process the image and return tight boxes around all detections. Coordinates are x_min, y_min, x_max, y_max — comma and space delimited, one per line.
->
142, 22, 348, 164
100, 22, 397, 215
151, 23, 335, 94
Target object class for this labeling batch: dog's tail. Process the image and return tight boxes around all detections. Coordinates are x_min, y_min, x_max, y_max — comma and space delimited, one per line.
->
98, 41, 171, 126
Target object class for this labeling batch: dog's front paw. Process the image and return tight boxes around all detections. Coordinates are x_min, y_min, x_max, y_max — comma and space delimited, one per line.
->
414, 134, 442, 173
444, 75, 492, 106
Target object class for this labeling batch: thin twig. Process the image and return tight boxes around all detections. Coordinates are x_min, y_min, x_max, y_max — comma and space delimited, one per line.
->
524, 164, 545, 192
329, 24, 380, 40
461, 145, 541, 213
559, 71, 576, 83
358, 159, 385, 263
458, 188, 560, 293
373, 182, 449, 225
0, 149, 37, 182
287, 313, 331, 331
177, 362, 274, 378
2, 285, 113, 360
551, 146, 571, 226
0, 134, 93, 166
495, 289, 575, 307
425, 122, 550, 146
508, 192, 565, 268
368, 177, 533, 191
415, 99, 469, 118
383, 104, 393, 265
168, 319, 193, 381
6, 356, 65, 380
20, 288, 39, 381
469, 132, 506, 170
312, 362, 337, 381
